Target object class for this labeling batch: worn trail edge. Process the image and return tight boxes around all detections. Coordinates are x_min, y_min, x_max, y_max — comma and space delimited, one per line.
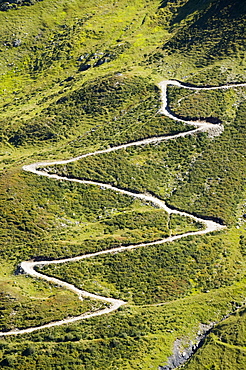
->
2, 80, 245, 337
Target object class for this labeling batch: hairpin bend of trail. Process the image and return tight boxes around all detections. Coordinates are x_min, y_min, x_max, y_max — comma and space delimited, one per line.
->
1, 79, 245, 336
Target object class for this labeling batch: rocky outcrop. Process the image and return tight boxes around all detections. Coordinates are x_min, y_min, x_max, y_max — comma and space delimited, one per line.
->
0, 0, 43, 11
159, 323, 215, 370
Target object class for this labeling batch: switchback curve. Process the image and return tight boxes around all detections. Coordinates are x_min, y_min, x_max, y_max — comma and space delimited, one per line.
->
1, 79, 245, 337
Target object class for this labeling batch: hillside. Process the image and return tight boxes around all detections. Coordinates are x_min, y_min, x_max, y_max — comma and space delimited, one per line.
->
0, 0, 246, 369
183, 307, 246, 370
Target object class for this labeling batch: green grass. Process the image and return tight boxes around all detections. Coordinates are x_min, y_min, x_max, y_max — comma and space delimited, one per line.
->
1, 278, 246, 369
0, 0, 246, 369
0, 0, 166, 123
40, 223, 246, 306
168, 85, 242, 124
0, 261, 104, 332
184, 308, 246, 370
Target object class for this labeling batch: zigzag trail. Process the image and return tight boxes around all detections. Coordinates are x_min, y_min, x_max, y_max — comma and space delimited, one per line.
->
1, 79, 245, 337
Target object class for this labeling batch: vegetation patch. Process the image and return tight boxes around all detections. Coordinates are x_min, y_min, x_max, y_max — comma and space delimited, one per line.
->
0, 0, 246, 369
184, 308, 246, 370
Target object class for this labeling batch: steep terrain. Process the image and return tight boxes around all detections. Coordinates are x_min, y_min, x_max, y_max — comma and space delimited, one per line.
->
0, 0, 245, 369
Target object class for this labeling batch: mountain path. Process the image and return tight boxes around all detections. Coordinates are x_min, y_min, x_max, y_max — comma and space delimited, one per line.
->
1, 79, 245, 336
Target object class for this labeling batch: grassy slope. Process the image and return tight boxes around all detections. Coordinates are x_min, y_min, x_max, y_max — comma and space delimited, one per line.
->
184, 308, 246, 370
0, 0, 246, 369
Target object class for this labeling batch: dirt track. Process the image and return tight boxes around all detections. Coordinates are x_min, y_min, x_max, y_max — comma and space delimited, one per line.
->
2, 79, 244, 337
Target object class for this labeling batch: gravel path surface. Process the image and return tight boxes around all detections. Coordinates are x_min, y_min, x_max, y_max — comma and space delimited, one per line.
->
2, 79, 244, 337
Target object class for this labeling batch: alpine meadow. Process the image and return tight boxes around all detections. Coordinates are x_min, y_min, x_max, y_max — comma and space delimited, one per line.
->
0, 0, 246, 369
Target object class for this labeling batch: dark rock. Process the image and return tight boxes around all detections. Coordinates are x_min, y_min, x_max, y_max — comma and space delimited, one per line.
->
0, 3, 14, 10
13, 39, 21, 47
64, 76, 74, 82
94, 58, 105, 67
15, 264, 24, 275
78, 64, 91, 72
0, 0, 44, 11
